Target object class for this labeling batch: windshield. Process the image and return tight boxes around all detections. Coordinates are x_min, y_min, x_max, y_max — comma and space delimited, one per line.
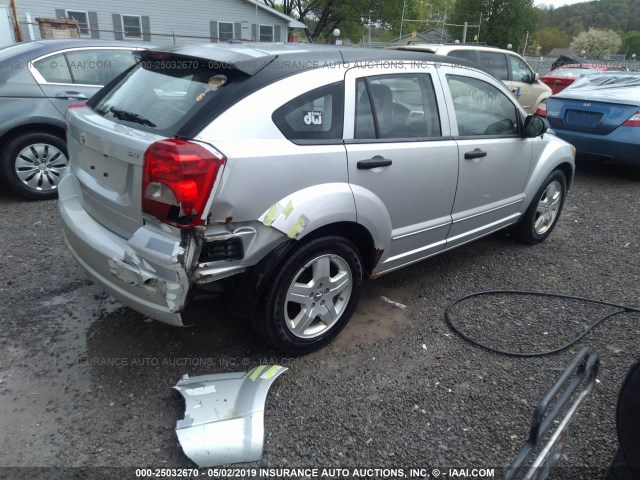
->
93, 54, 245, 132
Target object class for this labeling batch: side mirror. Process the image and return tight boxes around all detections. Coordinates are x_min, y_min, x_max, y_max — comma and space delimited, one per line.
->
534, 72, 540, 82
523, 114, 548, 138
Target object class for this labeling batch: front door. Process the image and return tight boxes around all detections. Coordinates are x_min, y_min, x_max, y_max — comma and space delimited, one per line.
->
439, 67, 533, 248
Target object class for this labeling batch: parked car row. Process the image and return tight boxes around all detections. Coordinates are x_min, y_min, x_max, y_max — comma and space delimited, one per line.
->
2, 38, 635, 353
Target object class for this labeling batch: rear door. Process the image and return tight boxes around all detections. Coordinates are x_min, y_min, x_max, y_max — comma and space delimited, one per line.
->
29, 47, 137, 115
439, 66, 532, 248
344, 63, 459, 273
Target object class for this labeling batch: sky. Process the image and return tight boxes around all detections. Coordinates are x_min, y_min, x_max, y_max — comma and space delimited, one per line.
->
535, 0, 593, 6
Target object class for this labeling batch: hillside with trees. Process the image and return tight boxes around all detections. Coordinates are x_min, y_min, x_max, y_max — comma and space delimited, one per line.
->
537, 0, 640, 56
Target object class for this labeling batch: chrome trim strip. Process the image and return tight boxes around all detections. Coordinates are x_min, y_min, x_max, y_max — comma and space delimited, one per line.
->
392, 220, 451, 240
452, 198, 522, 223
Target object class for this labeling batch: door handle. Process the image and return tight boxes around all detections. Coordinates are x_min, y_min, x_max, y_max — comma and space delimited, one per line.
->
464, 148, 487, 160
55, 91, 88, 100
357, 155, 393, 170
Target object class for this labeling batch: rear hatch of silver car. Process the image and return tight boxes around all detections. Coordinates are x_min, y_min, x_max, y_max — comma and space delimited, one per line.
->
66, 51, 250, 238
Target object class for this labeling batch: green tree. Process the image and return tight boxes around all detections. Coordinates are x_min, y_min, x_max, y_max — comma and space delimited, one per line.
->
449, 0, 538, 50
621, 31, 640, 58
261, 0, 449, 43
570, 28, 622, 59
537, 27, 569, 55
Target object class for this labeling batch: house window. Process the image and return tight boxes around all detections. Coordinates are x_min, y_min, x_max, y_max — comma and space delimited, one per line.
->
66, 10, 90, 37
121, 15, 142, 39
259, 25, 273, 42
218, 21, 233, 42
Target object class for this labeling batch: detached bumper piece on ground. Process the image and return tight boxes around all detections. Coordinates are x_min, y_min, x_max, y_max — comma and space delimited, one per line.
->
173, 365, 288, 467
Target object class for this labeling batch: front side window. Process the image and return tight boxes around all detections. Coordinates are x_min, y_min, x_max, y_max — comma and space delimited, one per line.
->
447, 75, 519, 137
122, 15, 142, 39
272, 82, 344, 142
355, 74, 441, 140
219, 22, 233, 42
509, 55, 532, 83
66, 10, 89, 37
477, 51, 509, 81
259, 25, 274, 42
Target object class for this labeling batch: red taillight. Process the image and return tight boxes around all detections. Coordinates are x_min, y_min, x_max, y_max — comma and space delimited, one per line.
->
622, 112, 640, 127
142, 139, 226, 228
68, 103, 88, 109
534, 100, 548, 117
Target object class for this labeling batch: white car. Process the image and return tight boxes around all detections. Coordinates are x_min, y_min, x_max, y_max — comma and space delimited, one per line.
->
390, 44, 552, 114
59, 44, 575, 353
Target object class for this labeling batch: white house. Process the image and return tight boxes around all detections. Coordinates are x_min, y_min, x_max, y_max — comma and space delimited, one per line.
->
11, 0, 306, 45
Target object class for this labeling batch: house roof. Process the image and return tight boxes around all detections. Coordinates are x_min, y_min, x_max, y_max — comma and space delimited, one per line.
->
244, 0, 307, 29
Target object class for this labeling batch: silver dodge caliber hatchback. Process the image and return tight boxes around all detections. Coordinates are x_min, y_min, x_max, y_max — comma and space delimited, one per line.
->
59, 44, 575, 354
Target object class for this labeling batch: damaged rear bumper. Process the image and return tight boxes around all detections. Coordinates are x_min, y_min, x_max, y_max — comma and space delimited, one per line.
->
58, 173, 191, 325
174, 365, 288, 467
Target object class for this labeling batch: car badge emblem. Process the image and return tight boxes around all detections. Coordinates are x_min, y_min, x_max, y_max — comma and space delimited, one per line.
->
80, 131, 86, 144
583, 102, 591, 107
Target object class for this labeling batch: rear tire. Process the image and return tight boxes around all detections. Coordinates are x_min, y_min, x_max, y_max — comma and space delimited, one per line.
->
513, 170, 567, 244
254, 235, 364, 355
0, 132, 68, 200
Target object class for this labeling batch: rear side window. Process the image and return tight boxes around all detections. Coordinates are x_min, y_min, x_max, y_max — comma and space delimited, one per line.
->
448, 49, 476, 63
65, 49, 136, 85
477, 51, 509, 81
355, 74, 441, 140
33, 53, 72, 83
93, 57, 246, 132
272, 82, 344, 143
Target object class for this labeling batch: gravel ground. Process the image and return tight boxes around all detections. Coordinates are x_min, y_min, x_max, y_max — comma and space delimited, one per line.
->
0, 160, 639, 480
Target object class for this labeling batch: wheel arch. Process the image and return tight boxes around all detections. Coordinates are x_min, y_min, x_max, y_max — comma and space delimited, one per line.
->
228, 220, 377, 321
0, 121, 67, 153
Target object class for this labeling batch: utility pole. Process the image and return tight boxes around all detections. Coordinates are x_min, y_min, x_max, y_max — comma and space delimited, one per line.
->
522, 30, 529, 55
9, 0, 23, 42
462, 21, 467, 43
399, 0, 406, 42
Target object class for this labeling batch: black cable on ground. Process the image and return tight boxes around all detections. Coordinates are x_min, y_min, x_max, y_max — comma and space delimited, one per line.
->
444, 290, 640, 357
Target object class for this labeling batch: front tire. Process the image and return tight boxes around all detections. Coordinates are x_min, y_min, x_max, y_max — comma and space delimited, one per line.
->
0, 132, 68, 200
254, 235, 364, 355
514, 170, 567, 244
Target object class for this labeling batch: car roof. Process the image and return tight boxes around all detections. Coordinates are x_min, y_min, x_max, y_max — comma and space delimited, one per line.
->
124, 43, 492, 140
391, 43, 524, 57
145, 42, 486, 76
0, 39, 149, 61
